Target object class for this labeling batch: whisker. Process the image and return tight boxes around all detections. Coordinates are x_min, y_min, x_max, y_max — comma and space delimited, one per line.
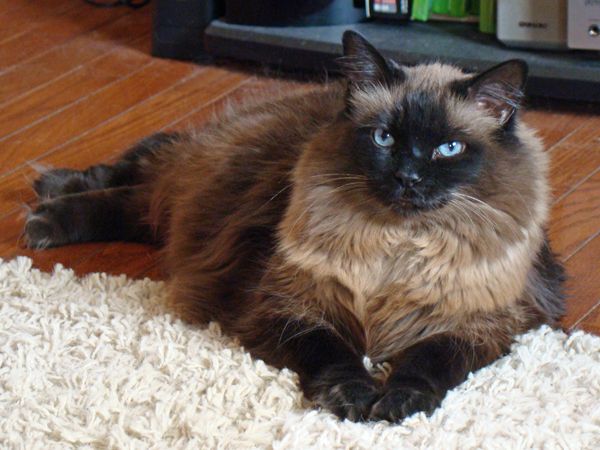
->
450, 193, 499, 230
287, 182, 368, 235
255, 183, 293, 213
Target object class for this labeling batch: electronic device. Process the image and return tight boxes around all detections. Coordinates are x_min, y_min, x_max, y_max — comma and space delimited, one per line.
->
365, 0, 411, 21
567, 0, 600, 50
151, 0, 600, 102
497, 0, 568, 49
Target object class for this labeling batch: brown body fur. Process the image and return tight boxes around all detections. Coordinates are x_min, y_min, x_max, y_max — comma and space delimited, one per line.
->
137, 76, 552, 364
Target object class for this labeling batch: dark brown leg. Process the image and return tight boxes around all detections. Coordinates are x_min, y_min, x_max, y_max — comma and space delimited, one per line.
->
32, 132, 179, 199
369, 334, 500, 422
241, 315, 380, 422
24, 186, 152, 248
33, 165, 128, 199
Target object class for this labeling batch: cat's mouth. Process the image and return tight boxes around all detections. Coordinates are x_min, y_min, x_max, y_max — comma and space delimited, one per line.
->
364, 180, 448, 217
394, 196, 421, 209
390, 199, 426, 216
389, 193, 449, 216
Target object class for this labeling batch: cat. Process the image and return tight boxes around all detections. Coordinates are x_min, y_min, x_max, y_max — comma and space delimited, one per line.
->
24, 31, 565, 422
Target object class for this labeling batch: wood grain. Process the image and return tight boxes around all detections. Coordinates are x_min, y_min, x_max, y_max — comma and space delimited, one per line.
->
0, 60, 196, 177
522, 109, 593, 150
576, 302, 600, 335
0, 12, 152, 102
0, 0, 76, 42
549, 144, 600, 202
549, 169, 600, 259
562, 233, 600, 329
0, 39, 150, 138
72, 243, 160, 279
170, 78, 317, 130
0, 3, 128, 71
0, 68, 250, 219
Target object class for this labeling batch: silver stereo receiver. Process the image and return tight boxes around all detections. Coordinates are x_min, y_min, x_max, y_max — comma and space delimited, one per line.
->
497, 0, 568, 49
568, 0, 600, 50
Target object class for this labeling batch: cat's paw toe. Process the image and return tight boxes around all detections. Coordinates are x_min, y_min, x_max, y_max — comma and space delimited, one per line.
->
24, 206, 67, 249
317, 379, 380, 421
369, 385, 441, 423
33, 169, 82, 199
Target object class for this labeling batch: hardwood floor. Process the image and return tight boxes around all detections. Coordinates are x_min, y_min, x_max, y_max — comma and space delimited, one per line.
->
0, 1, 598, 333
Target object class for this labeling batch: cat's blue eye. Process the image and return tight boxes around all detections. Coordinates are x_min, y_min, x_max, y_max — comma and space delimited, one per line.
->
433, 141, 466, 159
372, 128, 395, 147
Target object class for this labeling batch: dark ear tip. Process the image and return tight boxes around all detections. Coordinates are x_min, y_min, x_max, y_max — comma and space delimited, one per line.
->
342, 29, 370, 52
342, 30, 361, 44
497, 59, 528, 86
472, 59, 529, 90
506, 59, 529, 77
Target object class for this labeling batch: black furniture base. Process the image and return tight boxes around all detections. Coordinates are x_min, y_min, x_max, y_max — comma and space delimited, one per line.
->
152, 0, 222, 60
204, 20, 600, 103
150, 0, 600, 103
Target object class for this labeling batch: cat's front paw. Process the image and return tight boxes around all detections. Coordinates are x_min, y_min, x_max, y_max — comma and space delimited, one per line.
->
317, 378, 380, 421
369, 384, 441, 423
305, 367, 380, 422
24, 203, 68, 249
33, 168, 80, 199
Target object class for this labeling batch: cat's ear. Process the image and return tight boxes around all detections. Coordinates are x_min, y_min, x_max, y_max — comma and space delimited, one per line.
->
463, 60, 528, 126
339, 30, 396, 88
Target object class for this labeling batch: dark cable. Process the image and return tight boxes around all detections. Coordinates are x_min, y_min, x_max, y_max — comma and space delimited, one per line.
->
84, 0, 150, 9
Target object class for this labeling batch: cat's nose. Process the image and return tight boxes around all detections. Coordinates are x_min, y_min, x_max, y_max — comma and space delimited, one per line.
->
394, 169, 423, 188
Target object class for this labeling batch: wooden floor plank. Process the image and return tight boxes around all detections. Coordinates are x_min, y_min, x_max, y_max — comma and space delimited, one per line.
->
0, 60, 196, 177
557, 113, 600, 147
561, 233, 600, 329
0, 68, 250, 220
0, 0, 76, 43
72, 243, 159, 279
0, 12, 151, 102
549, 170, 600, 260
0, 38, 150, 138
141, 263, 163, 280
0, 2, 128, 72
522, 109, 593, 150
0, 0, 46, 17
0, 210, 27, 255
576, 302, 600, 334
169, 78, 316, 130
549, 143, 600, 202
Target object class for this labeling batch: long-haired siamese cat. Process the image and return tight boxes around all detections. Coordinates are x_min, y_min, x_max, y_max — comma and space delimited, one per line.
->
24, 31, 565, 422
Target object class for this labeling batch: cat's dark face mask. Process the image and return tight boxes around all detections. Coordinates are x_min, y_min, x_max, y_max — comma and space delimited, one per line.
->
338, 31, 527, 216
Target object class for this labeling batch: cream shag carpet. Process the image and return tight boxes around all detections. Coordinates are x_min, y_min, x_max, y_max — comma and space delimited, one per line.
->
1, 257, 599, 449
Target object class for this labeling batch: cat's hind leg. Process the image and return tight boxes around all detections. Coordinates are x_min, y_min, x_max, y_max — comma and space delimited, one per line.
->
24, 186, 152, 248
33, 165, 124, 199
32, 132, 180, 199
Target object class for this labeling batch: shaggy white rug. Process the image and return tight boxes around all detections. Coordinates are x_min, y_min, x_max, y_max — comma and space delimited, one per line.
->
1, 257, 599, 449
